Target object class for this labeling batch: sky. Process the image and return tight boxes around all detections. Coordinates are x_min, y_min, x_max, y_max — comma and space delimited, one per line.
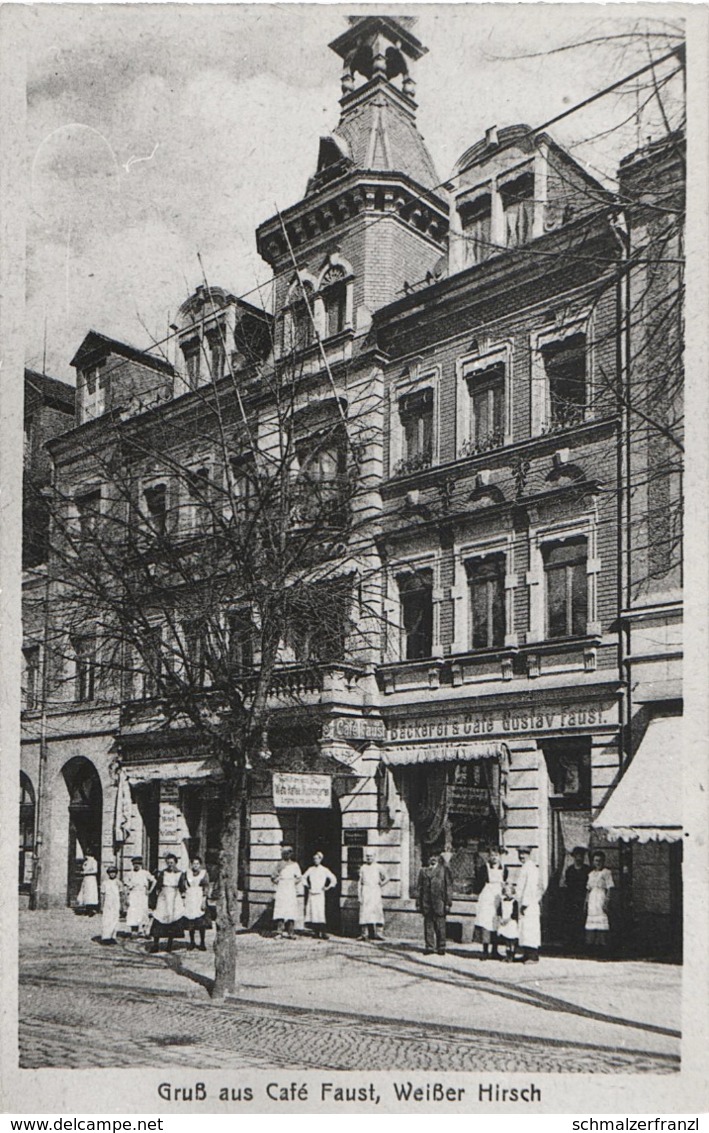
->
24, 3, 685, 382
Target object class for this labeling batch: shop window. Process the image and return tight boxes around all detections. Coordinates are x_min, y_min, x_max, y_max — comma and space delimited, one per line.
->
227, 608, 254, 672
72, 634, 96, 702
396, 388, 433, 475
542, 333, 587, 429
543, 739, 592, 881
409, 761, 500, 898
459, 193, 492, 265
464, 364, 505, 455
543, 537, 588, 638
323, 280, 348, 338
466, 554, 505, 649
500, 170, 535, 249
143, 482, 168, 536
398, 569, 433, 660
23, 644, 40, 710
75, 488, 102, 541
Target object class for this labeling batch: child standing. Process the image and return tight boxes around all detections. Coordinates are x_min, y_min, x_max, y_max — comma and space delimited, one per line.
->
497, 882, 519, 961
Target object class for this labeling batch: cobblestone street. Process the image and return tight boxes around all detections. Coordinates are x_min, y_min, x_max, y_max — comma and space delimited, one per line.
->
19, 912, 681, 1073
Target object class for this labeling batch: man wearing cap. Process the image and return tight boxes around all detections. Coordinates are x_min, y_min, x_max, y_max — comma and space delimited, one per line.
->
517, 846, 541, 962
124, 855, 156, 936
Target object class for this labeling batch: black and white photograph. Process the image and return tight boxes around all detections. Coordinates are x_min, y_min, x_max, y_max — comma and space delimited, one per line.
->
1, 0, 707, 1116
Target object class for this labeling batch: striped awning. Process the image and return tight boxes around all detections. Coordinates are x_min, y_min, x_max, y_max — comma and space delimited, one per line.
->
382, 741, 508, 766
592, 716, 682, 843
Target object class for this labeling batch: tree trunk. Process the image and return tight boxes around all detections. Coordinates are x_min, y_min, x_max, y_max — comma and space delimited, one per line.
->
212, 763, 247, 1000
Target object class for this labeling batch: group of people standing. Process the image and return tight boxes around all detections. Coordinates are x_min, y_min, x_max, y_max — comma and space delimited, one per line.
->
270, 846, 387, 941
76, 852, 214, 953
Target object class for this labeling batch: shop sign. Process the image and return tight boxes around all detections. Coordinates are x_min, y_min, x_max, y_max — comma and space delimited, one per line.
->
387, 702, 612, 742
448, 786, 490, 815
273, 773, 331, 809
322, 717, 386, 741
344, 829, 368, 846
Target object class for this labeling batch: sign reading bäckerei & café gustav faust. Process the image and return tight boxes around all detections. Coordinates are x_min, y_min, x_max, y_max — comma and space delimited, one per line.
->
272, 773, 332, 809
387, 702, 615, 742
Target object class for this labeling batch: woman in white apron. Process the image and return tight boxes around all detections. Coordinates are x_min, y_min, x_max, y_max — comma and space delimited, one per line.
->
100, 865, 122, 943
183, 856, 211, 951
358, 850, 387, 941
125, 855, 155, 936
271, 846, 302, 939
149, 853, 186, 953
302, 851, 337, 940
585, 851, 615, 952
475, 849, 506, 959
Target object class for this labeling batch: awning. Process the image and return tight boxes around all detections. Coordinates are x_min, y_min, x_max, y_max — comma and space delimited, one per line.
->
383, 741, 508, 766
124, 757, 222, 785
592, 716, 682, 843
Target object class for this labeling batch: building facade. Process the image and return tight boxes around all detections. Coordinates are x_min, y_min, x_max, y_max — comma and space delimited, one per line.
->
21, 16, 684, 956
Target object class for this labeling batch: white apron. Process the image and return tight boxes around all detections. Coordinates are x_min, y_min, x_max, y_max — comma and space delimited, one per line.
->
475, 866, 505, 932
77, 857, 99, 907
154, 870, 185, 924
358, 862, 386, 925
303, 863, 337, 923
585, 868, 614, 931
517, 860, 541, 949
272, 861, 302, 921
184, 869, 208, 920
100, 878, 121, 940
497, 897, 519, 941
125, 869, 154, 928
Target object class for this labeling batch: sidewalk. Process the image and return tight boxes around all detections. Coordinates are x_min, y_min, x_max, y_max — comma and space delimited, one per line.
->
21, 911, 681, 1063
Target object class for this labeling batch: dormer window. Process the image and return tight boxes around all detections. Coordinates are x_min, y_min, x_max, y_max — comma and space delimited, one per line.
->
500, 169, 535, 249
80, 363, 107, 423
459, 192, 492, 266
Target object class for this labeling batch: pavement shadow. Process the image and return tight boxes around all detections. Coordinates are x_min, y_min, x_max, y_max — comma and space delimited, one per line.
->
347, 944, 680, 1040
162, 951, 215, 995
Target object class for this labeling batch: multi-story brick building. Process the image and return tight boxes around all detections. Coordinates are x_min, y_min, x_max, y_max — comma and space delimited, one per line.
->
21, 15, 683, 955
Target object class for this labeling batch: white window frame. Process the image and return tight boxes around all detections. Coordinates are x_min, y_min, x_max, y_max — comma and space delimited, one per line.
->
451, 533, 517, 653
79, 362, 107, 424
530, 314, 593, 437
456, 342, 513, 458
384, 551, 442, 662
315, 254, 355, 340
526, 511, 602, 643
389, 363, 440, 477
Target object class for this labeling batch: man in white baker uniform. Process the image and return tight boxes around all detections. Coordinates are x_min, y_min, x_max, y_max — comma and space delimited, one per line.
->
516, 846, 541, 962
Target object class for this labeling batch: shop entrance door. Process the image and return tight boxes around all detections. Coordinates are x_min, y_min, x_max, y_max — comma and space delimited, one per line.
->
295, 800, 342, 933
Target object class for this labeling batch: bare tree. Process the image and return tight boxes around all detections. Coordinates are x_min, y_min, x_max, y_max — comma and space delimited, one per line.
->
31, 299, 386, 998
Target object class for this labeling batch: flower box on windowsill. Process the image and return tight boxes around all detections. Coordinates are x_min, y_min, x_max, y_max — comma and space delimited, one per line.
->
457, 430, 506, 460
392, 451, 433, 479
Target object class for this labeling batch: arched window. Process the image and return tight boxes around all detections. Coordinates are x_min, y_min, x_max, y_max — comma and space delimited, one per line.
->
19, 773, 35, 892
285, 280, 315, 352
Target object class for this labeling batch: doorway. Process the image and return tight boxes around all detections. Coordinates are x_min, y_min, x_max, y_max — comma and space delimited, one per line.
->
278, 799, 342, 932
63, 758, 102, 906
19, 773, 36, 893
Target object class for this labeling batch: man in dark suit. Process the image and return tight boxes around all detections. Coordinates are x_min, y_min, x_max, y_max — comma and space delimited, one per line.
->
417, 852, 453, 955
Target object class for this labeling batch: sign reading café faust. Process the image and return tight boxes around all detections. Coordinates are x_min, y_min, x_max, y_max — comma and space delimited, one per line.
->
386, 701, 615, 742
272, 773, 332, 809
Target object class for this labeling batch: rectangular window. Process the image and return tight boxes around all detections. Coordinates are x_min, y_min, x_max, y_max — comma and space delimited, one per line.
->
228, 457, 255, 521
72, 634, 96, 702
543, 537, 588, 638
398, 569, 434, 660
466, 364, 505, 453
23, 645, 41, 710
295, 430, 346, 524
183, 345, 201, 389
323, 282, 347, 337
228, 609, 254, 672
466, 555, 505, 649
286, 582, 350, 664
459, 193, 492, 265
398, 388, 433, 472
140, 626, 166, 699
542, 333, 587, 429
183, 621, 209, 687
500, 170, 535, 249
290, 296, 314, 351
144, 483, 168, 536
185, 466, 211, 532
75, 488, 101, 540
207, 331, 225, 380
